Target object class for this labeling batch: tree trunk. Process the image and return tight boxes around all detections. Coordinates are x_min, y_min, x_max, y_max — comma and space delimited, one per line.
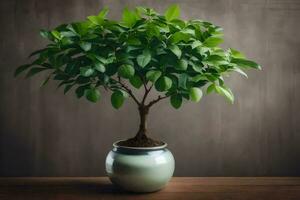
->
135, 105, 149, 140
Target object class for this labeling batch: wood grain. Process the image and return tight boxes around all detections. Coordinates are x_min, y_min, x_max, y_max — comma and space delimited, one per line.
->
0, 177, 300, 200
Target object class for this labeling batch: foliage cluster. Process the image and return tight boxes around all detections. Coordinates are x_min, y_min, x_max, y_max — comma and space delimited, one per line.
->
15, 5, 260, 109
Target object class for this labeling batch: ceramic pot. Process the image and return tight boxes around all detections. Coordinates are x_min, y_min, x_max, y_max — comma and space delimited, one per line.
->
105, 141, 175, 192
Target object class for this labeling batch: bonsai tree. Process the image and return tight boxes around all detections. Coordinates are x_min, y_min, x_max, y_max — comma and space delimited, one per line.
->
15, 5, 260, 147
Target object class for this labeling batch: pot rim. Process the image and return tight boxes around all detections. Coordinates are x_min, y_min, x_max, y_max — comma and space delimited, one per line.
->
113, 140, 167, 150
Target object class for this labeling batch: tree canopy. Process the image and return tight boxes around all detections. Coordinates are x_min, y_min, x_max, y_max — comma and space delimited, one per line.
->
15, 5, 260, 109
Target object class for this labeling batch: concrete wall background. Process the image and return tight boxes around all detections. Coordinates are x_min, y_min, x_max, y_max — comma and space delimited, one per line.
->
0, 0, 300, 176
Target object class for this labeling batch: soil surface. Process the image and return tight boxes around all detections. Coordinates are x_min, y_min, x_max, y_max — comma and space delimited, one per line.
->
117, 137, 164, 147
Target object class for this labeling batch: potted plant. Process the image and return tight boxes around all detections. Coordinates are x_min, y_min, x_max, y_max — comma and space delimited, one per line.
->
15, 5, 260, 192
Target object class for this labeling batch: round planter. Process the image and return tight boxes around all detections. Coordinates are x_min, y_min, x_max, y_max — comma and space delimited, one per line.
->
105, 141, 175, 192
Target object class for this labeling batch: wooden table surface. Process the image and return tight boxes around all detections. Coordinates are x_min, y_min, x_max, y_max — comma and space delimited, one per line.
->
0, 177, 299, 200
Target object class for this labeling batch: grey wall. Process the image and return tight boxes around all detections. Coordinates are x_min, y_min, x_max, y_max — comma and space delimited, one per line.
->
0, 0, 300, 177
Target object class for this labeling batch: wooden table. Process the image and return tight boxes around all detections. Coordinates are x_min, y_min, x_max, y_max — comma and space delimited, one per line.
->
0, 177, 299, 200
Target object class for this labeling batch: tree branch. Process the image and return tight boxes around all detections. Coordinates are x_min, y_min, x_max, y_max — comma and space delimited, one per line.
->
115, 77, 141, 106
146, 94, 169, 108
143, 81, 148, 92
141, 83, 153, 105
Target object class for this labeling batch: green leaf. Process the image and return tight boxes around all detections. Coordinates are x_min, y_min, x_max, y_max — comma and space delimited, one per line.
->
231, 58, 261, 70
40, 30, 51, 39
203, 54, 228, 66
189, 87, 203, 102
229, 48, 245, 58
215, 85, 234, 104
191, 40, 202, 49
190, 62, 203, 73
28, 48, 48, 58
75, 84, 89, 98
155, 76, 172, 91
60, 31, 77, 37
191, 74, 207, 82
176, 59, 188, 70
87, 16, 104, 25
122, 8, 138, 28
87, 8, 108, 25
127, 37, 141, 45
94, 55, 108, 64
51, 30, 61, 40
231, 67, 248, 78
146, 24, 160, 38
118, 64, 135, 79
40, 74, 52, 87
203, 37, 223, 47
94, 62, 106, 73
79, 42, 92, 51
85, 88, 101, 103
111, 90, 125, 109
205, 55, 225, 62
98, 7, 109, 18
178, 73, 188, 89
136, 6, 147, 16
65, 63, 78, 75
169, 44, 181, 58
165, 4, 180, 21
146, 70, 162, 83
14, 64, 32, 77
129, 75, 143, 89
61, 37, 74, 46
205, 74, 218, 82
137, 49, 151, 68
25, 67, 48, 78
80, 67, 94, 77
170, 32, 191, 43
206, 84, 215, 94
64, 84, 74, 94
170, 94, 182, 109
68, 22, 90, 36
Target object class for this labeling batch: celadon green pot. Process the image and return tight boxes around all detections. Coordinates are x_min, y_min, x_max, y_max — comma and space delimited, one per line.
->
105, 141, 175, 192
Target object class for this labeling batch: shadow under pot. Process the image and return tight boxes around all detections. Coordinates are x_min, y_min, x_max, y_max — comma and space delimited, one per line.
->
105, 141, 175, 193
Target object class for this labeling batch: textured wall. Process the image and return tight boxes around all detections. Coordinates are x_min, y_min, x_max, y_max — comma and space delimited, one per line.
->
0, 0, 300, 177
